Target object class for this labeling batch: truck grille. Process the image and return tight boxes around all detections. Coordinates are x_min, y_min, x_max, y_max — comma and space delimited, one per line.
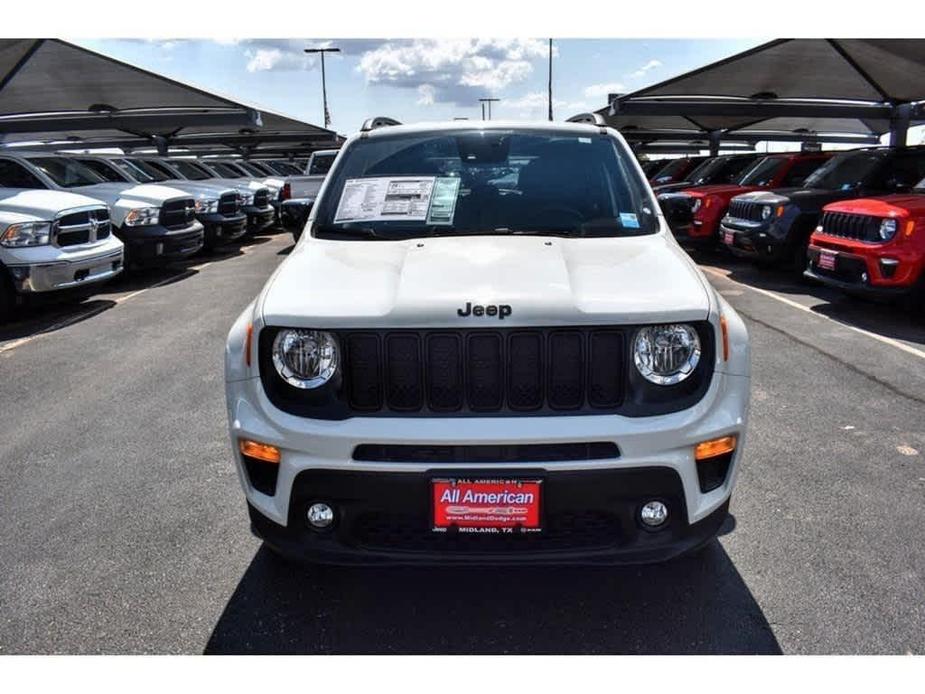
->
340, 327, 626, 415
818, 211, 883, 242
54, 207, 111, 247
218, 192, 240, 216
160, 198, 196, 230
727, 199, 765, 222
253, 188, 270, 208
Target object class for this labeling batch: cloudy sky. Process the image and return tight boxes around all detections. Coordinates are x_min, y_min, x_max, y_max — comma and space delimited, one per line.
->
75, 38, 763, 134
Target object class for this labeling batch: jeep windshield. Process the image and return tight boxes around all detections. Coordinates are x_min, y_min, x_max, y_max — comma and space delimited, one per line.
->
802, 150, 888, 191
313, 129, 658, 239
689, 155, 757, 186
738, 156, 789, 187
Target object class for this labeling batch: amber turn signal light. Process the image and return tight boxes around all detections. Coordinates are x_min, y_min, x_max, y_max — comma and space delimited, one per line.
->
239, 438, 281, 464
694, 435, 737, 461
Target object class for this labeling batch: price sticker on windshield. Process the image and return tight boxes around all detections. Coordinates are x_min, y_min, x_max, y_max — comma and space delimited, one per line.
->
334, 176, 436, 223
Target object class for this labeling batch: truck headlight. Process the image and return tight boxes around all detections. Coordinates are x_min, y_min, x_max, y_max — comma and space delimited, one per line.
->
241, 192, 255, 205
879, 218, 898, 241
690, 199, 702, 214
633, 323, 701, 386
761, 205, 773, 220
124, 207, 160, 226
272, 329, 338, 389
195, 198, 219, 214
0, 221, 52, 247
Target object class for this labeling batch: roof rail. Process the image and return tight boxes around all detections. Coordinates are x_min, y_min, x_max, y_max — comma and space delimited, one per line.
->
360, 116, 402, 132
566, 112, 606, 126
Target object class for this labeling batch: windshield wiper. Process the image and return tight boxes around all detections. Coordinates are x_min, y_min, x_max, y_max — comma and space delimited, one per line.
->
313, 224, 386, 240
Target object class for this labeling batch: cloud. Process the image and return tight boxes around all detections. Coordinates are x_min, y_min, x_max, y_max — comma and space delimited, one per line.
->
357, 39, 552, 105
238, 39, 388, 72
583, 82, 625, 99
502, 92, 589, 120
630, 59, 662, 78
416, 84, 436, 106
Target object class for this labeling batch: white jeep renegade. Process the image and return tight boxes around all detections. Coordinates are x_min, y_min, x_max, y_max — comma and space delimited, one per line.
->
225, 118, 750, 565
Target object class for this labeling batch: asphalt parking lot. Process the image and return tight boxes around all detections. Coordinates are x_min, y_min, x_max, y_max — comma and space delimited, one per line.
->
0, 230, 923, 655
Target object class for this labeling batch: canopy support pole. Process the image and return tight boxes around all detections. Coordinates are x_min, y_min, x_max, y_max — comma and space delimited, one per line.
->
889, 103, 911, 148
708, 130, 721, 157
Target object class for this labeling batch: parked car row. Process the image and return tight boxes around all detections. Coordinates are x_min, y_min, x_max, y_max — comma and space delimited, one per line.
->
655, 146, 925, 310
0, 151, 296, 321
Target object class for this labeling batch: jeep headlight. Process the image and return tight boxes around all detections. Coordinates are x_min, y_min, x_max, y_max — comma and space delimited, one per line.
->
690, 198, 702, 214
761, 205, 774, 221
124, 207, 160, 226
195, 198, 219, 214
879, 218, 898, 241
0, 221, 52, 247
633, 324, 701, 386
272, 329, 338, 389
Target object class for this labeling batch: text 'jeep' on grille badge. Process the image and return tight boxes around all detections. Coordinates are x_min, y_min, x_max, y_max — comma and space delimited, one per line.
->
457, 302, 512, 319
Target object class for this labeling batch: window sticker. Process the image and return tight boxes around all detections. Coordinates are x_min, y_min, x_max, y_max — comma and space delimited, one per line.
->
620, 212, 640, 228
426, 177, 461, 224
334, 176, 436, 223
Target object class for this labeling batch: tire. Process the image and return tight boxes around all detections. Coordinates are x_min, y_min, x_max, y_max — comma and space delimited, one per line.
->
0, 266, 17, 324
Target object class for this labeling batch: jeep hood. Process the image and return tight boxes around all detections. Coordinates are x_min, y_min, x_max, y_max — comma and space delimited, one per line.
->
689, 184, 756, 200
826, 193, 925, 216
0, 188, 106, 219
735, 187, 857, 211
260, 234, 712, 328
75, 182, 192, 205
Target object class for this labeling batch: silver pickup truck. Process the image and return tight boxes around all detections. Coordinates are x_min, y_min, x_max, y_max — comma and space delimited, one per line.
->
0, 187, 123, 321
278, 150, 340, 240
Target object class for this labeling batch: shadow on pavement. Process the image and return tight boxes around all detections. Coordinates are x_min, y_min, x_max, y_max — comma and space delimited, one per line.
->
690, 248, 925, 346
205, 533, 780, 655
0, 298, 115, 342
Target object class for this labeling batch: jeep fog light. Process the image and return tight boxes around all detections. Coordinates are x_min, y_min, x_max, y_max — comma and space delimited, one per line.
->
272, 329, 338, 389
307, 502, 335, 529
640, 501, 669, 528
633, 324, 701, 386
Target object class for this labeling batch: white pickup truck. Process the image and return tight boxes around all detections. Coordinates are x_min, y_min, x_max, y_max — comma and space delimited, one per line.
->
0, 187, 124, 320
283, 149, 339, 200
0, 152, 203, 269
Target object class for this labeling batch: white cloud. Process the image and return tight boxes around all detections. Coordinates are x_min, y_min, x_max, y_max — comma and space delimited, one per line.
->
416, 84, 436, 106
583, 82, 625, 99
502, 92, 589, 120
631, 59, 662, 78
357, 39, 552, 105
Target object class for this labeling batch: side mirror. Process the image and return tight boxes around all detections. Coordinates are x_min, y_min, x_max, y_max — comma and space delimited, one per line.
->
658, 194, 693, 230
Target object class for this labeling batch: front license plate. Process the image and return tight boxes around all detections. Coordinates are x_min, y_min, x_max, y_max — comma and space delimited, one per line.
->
819, 250, 837, 271
723, 230, 735, 246
432, 478, 542, 534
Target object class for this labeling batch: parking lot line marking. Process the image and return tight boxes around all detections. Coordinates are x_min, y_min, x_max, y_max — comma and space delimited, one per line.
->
701, 266, 925, 361
0, 237, 280, 355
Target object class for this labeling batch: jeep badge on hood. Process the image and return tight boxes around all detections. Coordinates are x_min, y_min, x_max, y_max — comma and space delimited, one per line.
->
457, 302, 512, 319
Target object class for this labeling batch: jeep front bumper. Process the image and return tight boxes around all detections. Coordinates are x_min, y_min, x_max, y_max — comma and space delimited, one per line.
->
226, 368, 749, 565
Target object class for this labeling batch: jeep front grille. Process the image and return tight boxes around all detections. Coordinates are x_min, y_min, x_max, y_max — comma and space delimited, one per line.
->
727, 199, 765, 222
819, 211, 883, 242
342, 327, 626, 415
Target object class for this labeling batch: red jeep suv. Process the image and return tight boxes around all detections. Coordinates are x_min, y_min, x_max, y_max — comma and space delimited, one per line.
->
806, 180, 925, 303
665, 151, 831, 247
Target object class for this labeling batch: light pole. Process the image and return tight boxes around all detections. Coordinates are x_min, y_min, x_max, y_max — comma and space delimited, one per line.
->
548, 38, 553, 121
478, 97, 500, 120
304, 46, 340, 129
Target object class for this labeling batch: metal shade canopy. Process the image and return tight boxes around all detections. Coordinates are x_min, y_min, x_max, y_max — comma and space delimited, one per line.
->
605, 39, 925, 146
0, 39, 340, 155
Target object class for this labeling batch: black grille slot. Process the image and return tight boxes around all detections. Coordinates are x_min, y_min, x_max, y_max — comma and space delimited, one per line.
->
467, 333, 503, 411
345, 334, 382, 411
253, 189, 270, 208
819, 211, 882, 242
353, 442, 620, 463
508, 332, 543, 410
426, 333, 463, 411
340, 328, 628, 416
588, 331, 624, 407
218, 192, 240, 216
56, 229, 90, 246
548, 332, 584, 410
727, 199, 764, 222
385, 334, 423, 411
160, 198, 196, 230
